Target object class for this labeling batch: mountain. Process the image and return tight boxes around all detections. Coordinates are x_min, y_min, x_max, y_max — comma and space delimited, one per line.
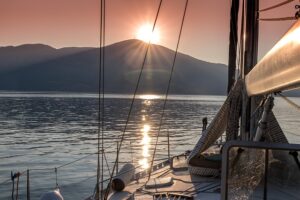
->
0, 39, 228, 95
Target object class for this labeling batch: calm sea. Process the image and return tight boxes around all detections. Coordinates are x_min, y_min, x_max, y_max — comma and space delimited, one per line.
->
0, 93, 299, 199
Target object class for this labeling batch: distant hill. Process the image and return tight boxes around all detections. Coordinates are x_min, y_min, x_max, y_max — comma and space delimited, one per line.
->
0, 39, 229, 95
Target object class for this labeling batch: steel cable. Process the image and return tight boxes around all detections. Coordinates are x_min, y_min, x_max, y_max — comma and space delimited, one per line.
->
259, 16, 296, 21
148, 0, 189, 181
103, 0, 164, 199
258, 0, 295, 12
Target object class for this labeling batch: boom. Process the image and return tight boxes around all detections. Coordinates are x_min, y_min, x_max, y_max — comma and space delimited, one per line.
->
245, 20, 300, 96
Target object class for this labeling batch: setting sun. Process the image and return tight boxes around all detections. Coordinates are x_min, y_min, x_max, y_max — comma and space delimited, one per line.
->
136, 24, 160, 44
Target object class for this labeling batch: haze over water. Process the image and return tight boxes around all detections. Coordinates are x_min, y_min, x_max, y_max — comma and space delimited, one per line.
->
0, 93, 299, 199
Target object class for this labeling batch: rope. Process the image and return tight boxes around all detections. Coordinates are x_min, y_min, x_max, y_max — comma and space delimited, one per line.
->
103, 0, 163, 199
148, 0, 189, 181
258, 0, 295, 12
258, 16, 296, 21
277, 93, 300, 111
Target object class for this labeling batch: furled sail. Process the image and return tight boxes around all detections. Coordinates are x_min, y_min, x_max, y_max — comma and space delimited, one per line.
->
187, 80, 243, 170
245, 20, 300, 96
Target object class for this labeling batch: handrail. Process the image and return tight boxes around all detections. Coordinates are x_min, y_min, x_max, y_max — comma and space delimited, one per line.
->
221, 141, 300, 200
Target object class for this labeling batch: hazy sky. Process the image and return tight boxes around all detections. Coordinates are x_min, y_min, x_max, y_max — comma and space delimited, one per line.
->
0, 0, 297, 64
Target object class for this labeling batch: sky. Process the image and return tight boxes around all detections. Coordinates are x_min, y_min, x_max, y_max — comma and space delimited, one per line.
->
0, 0, 298, 64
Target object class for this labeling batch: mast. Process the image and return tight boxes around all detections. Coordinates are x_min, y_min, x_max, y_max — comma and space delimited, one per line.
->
240, 0, 259, 140
227, 0, 239, 94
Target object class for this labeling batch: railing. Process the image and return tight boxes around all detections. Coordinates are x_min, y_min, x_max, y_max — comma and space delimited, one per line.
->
221, 141, 300, 200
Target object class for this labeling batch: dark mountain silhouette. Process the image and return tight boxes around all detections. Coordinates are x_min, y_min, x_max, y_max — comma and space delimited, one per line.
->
0, 39, 228, 95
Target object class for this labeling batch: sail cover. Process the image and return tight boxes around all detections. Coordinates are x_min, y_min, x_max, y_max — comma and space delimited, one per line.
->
245, 20, 300, 96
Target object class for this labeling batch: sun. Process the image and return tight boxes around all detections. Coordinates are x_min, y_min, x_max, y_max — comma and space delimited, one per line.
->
135, 24, 160, 44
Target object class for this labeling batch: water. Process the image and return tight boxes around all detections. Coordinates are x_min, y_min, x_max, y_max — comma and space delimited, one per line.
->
0, 93, 299, 199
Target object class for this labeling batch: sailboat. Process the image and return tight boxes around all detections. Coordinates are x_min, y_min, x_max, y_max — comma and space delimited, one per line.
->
87, 0, 300, 199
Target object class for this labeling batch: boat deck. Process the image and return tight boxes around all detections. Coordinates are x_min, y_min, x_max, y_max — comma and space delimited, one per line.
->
109, 155, 221, 200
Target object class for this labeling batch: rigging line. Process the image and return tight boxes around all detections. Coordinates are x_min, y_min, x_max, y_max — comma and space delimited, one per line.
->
277, 93, 300, 111
0, 170, 26, 186
250, 96, 267, 119
0, 178, 10, 186
28, 145, 111, 171
285, 131, 300, 137
27, 142, 116, 171
227, 0, 240, 90
103, 148, 111, 177
28, 154, 101, 171
147, 0, 189, 181
56, 149, 104, 169
230, 0, 239, 64
103, 0, 163, 199
97, 0, 105, 199
258, 0, 295, 12
233, 0, 242, 72
239, 0, 245, 78
91, 162, 157, 198
0, 149, 115, 185
258, 16, 296, 21
235, 0, 243, 78
60, 173, 97, 188
100, 0, 106, 198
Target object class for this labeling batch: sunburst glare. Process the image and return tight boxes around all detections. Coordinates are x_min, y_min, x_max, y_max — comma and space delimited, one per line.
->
136, 24, 160, 44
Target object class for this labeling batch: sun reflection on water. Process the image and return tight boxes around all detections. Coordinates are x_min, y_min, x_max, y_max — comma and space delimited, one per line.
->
139, 94, 160, 100
138, 95, 159, 169
139, 124, 151, 169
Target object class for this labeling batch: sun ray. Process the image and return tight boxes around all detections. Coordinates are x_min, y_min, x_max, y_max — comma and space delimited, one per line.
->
136, 24, 160, 44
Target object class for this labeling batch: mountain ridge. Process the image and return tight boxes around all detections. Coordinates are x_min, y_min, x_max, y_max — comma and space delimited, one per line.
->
0, 39, 228, 95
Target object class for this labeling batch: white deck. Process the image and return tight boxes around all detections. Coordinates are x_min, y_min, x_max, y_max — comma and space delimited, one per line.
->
109, 156, 221, 200
107, 149, 300, 200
